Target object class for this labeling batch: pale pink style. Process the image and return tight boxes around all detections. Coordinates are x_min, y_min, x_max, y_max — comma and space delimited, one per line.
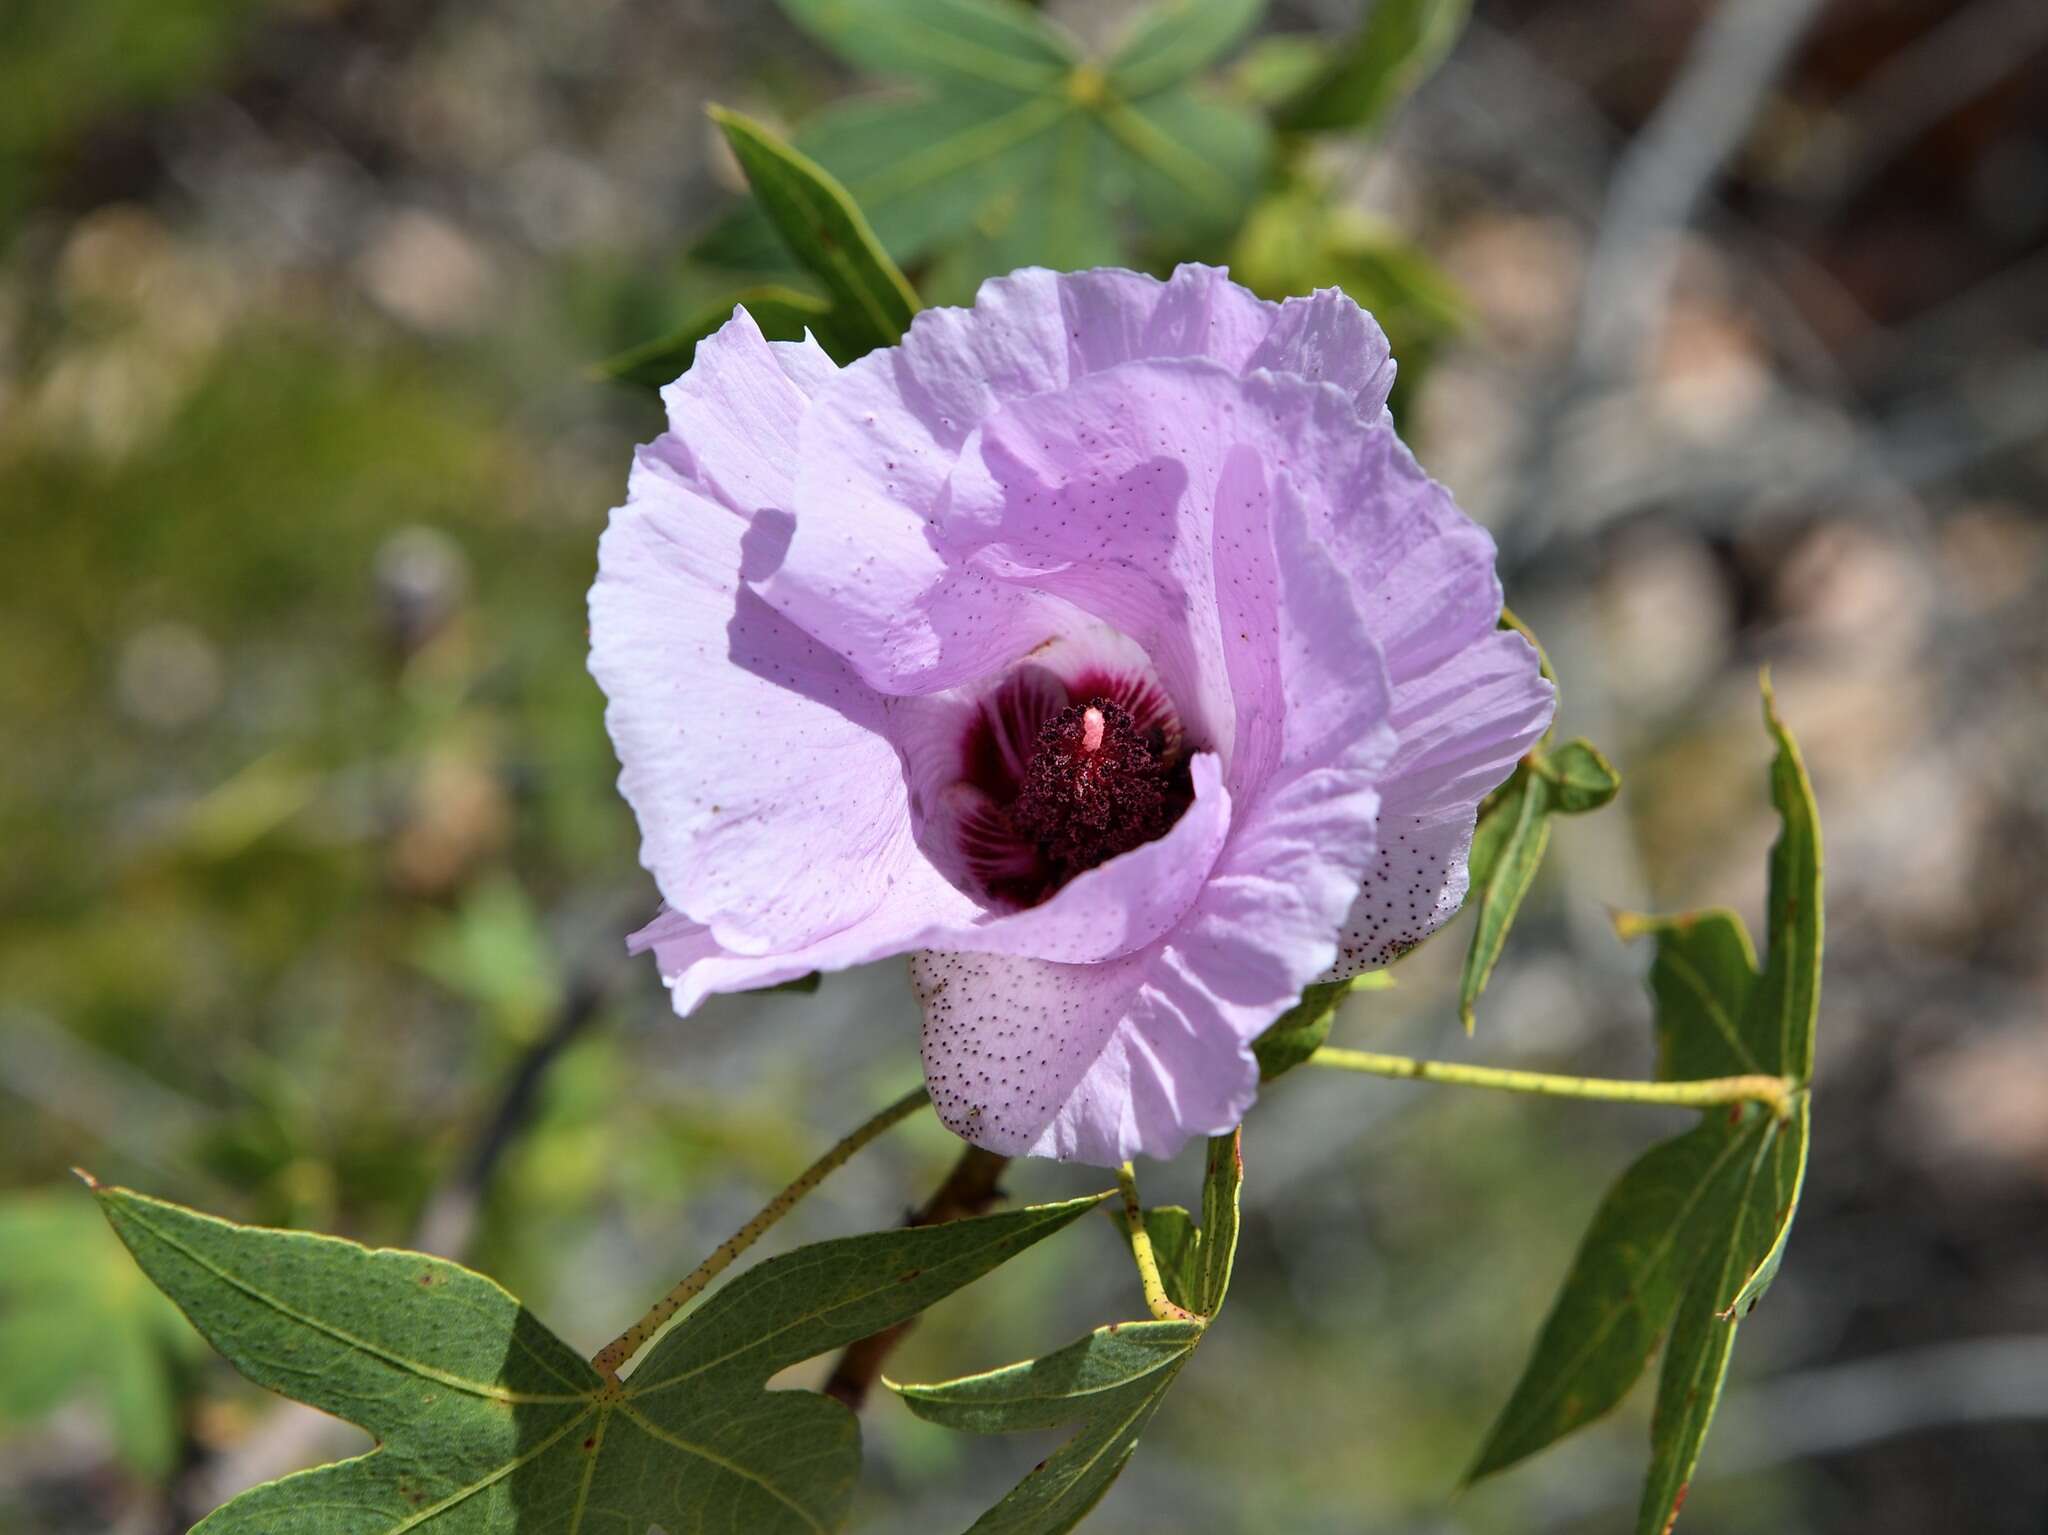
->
590, 264, 1552, 1165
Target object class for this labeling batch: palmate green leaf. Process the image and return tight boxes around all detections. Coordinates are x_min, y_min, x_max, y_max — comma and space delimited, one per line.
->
1637, 1096, 1809, 1535
900, 1320, 1205, 1535
1106, 0, 1267, 98
777, 0, 1078, 93
1469, 681, 1821, 1535
1462, 1116, 1764, 1481
896, 1131, 1241, 1533
699, 0, 1269, 300
1612, 909, 1761, 1084
1634, 683, 1822, 1534
1103, 84, 1270, 236
710, 107, 920, 355
93, 1179, 1105, 1532
1642, 678, 1820, 1318
1271, 0, 1473, 137
0, 1189, 199, 1479
1229, 35, 1328, 108
592, 286, 840, 389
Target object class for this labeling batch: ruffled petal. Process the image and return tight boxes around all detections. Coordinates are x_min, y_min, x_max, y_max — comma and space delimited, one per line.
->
757, 265, 1300, 697
590, 312, 980, 966
1316, 433, 1554, 973
1245, 287, 1397, 415
630, 905, 931, 1017
914, 427, 1396, 1163
1327, 629, 1552, 975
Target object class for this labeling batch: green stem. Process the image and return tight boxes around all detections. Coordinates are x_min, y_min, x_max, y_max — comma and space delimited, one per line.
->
1115, 1162, 1201, 1325
591, 1083, 931, 1380
1307, 1048, 1793, 1118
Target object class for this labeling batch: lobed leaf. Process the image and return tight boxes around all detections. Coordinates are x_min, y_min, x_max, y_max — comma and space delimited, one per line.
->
1463, 1117, 1766, 1481
1636, 1099, 1807, 1535
698, 7, 1269, 300
709, 106, 920, 355
1106, 0, 1266, 99
95, 1179, 1104, 1532
1472, 681, 1822, 1535
1105, 84, 1271, 236
776, 0, 1078, 93
1272, 0, 1473, 136
1612, 908, 1761, 1084
895, 1131, 1243, 1531
898, 1320, 1205, 1534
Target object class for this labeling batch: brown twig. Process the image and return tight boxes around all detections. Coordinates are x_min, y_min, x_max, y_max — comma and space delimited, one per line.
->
821, 1144, 1011, 1409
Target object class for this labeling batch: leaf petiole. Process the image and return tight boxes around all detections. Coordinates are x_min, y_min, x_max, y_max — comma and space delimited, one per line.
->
1115, 1162, 1203, 1325
1306, 1048, 1794, 1119
590, 1083, 932, 1379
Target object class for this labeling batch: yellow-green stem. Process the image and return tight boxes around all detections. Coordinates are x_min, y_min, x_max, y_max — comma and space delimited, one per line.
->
1115, 1161, 1201, 1324
1307, 1048, 1793, 1119
590, 1084, 931, 1380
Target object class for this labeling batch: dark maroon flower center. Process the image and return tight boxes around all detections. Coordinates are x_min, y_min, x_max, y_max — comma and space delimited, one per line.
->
948, 665, 1193, 908
1012, 699, 1181, 886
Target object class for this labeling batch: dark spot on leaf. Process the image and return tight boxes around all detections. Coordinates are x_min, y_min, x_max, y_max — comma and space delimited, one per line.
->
582, 1436, 597, 1451
897, 1268, 923, 1283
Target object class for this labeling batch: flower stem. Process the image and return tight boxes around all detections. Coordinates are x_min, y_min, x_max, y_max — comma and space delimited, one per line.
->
590, 1083, 931, 1381
1115, 1161, 1201, 1324
1306, 1047, 1794, 1118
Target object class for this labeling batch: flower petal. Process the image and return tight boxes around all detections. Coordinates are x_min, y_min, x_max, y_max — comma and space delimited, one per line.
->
1245, 287, 1397, 415
756, 265, 1298, 697
914, 422, 1395, 1163
590, 312, 979, 962
1321, 462, 1555, 973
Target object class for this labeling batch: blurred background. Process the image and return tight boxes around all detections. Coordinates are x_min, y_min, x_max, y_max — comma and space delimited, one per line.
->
2, 0, 2044, 1531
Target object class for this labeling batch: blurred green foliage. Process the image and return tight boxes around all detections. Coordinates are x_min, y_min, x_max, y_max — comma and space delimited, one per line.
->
622, 0, 1470, 405
0, 1191, 201, 1480
0, 0, 285, 235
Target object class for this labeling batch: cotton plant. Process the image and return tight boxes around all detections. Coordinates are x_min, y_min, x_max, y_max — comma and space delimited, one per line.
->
84, 4, 1823, 1533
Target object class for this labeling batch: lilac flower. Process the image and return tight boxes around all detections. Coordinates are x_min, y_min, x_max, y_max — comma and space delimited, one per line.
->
590, 265, 1553, 1166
